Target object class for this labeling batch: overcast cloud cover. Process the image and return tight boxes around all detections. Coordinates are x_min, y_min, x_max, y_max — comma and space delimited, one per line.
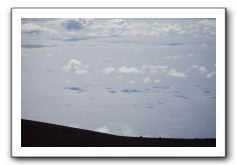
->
22, 18, 216, 138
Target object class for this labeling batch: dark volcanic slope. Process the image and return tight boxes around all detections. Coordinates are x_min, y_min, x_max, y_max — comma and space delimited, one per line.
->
21, 119, 216, 147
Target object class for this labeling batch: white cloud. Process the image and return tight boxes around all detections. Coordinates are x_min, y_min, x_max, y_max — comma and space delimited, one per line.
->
143, 76, 151, 83
22, 23, 58, 34
68, 123, 80, 128
129, 80, 136, 84
141, 65, 168, 74
45, 54, 53, 57
102, 67, 116, 74
196, 19, 216, 36
206, 72, 216, 79
201, 43, 208, 47
199, 66, 208, 74
118, 66, 142, 74
95, 126, 110, 134
185, 19, 216, 36
150, 65, 168, 74
119, 125, 137, 137
168, 68, 186, 78
86, 19, 189, 38
62, 59, 90, 74
164, 56, 180, 60
108, 19, 126, 25
94, 124, 137, 137
87, 19, 128, 37
188, 53, 194, 57
192, 65, 207, 74
154, 79, 161, 84
75, 70, 88, 74
192, 65, 198, 69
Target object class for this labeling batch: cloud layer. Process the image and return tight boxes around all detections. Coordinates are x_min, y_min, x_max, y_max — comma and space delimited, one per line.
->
22, 23, 58, 34
22, 18, 216, 40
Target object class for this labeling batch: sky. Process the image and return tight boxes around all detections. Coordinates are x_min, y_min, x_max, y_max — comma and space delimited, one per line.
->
21, 18, 216, 138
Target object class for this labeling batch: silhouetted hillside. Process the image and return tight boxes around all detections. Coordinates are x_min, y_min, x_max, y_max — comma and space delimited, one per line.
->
21, 119, 216, 147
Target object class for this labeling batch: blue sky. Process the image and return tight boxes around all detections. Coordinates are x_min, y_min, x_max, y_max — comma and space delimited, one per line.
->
21, 18, 216, 138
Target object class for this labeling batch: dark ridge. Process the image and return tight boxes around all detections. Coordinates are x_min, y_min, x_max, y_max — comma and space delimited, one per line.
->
22, 119, 216, 147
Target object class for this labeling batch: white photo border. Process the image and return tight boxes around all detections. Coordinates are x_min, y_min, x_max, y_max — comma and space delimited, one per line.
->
11, 8, 226, 157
